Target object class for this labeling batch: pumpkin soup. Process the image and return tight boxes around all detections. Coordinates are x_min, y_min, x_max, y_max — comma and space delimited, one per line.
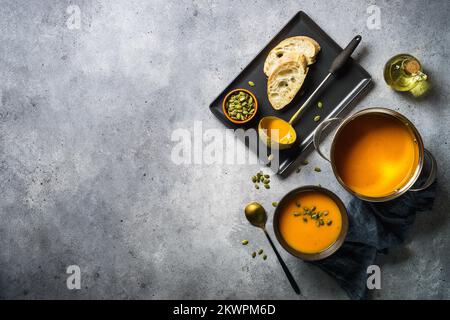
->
278, 191, 342, 254
333, 113, 420, 198
264, 117, 294, 143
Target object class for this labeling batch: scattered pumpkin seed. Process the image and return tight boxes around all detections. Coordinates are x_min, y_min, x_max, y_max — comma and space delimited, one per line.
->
317, 101, 323, 108
248, 81, 255, 87
272, 201, 278, 207
314, 115, 321, 122
293, 212, 301, 217
303, 217, 308, 222
327, 220, 333, 226
252, 251, 256, 258
262, 254, 267, 260
314, 166, 321, 172
252, 170, 271, 190
258, 249, 263, 255
301, 159, 309, 165
241, 240, 249, 245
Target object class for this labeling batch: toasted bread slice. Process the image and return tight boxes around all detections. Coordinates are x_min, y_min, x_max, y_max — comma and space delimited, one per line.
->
265, 51, 307, 77
264, 36, 320, 76
267, 58, 308, 110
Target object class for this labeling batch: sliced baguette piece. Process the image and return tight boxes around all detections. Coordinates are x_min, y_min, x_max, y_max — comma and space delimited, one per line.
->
264, 36, 320, 76
265, 51, 307, 77
267, 58, 308, 110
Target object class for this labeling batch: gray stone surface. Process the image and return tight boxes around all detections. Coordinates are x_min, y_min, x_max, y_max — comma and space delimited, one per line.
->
0, 0, 448, 299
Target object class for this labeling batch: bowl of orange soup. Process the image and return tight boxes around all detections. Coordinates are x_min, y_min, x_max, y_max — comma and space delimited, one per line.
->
314, 108, 435, 202
273, 186, 348, 261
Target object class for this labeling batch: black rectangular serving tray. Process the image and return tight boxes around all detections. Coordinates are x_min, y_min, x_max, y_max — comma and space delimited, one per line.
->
209, 11, 371, 175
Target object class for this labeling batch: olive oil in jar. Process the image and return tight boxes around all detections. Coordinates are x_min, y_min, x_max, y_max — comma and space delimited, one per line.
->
384, 54, 428, 94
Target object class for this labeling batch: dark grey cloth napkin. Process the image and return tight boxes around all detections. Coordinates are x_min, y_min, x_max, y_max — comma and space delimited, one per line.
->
310, 182, 437, 300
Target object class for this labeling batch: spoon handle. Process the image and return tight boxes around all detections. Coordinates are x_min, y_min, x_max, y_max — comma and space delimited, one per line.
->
264, 229, 301, 295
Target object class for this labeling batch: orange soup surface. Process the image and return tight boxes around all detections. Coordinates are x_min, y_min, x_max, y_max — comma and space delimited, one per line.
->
278, 191, 342, 254
264, 118, 293, 143
333, 113, 420, 198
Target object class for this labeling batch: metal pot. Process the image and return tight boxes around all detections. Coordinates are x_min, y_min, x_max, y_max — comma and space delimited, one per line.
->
313, 108, 437, 202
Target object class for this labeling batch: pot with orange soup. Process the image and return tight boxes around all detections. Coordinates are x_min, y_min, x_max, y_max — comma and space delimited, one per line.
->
313, 108, 437, 202
273, 186, 348, 260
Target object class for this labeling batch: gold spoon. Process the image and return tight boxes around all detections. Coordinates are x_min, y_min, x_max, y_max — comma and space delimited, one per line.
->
259, 35, 362, 150
244, 202, 301, 295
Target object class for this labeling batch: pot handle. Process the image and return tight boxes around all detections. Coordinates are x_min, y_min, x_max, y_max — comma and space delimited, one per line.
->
409, 149, 437, 192
313, 118, 342, 162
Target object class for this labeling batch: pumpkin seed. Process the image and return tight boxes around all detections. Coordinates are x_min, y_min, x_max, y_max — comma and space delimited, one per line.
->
262, 254, 267, 260
314, 166, 321, 172
314, 115, 321, 122
241, 240, 249, 245
264, 184, 270, 189
252, 251, 256, 258
303, 217, 308, 222
301, 159, 309, 165
296, 200, 301, 207
254, 184, 259, 189
272, 201, 278, 207
258, 249, 263, 255
327, 220, 332, 226
293, 212, 301, 217
248, 81, 255, 87
317, 101, 323, 108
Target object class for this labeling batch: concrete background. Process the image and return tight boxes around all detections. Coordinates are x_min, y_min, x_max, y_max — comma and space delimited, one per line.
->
0, 0, 448, 299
